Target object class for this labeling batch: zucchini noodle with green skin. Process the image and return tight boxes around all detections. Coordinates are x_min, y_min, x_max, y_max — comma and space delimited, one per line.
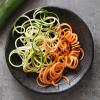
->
9, 8, 60, 73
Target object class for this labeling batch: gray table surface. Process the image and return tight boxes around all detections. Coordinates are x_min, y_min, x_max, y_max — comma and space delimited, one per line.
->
0, 0, 100, 100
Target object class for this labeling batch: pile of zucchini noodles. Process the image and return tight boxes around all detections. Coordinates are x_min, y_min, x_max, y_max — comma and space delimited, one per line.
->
9, 8, 84, 87
9, 8, 59, 72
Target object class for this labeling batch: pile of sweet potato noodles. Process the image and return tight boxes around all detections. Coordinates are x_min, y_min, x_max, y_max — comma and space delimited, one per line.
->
9, 8, 84, 87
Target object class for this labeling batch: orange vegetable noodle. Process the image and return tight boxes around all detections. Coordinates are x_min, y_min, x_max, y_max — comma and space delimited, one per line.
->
37, 23, 84, 87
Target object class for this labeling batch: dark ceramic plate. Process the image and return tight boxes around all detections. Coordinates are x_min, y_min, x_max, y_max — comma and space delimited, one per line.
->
5, 6, 94, 94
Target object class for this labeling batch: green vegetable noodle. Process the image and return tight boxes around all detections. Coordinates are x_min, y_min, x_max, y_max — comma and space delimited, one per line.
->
9, 8, 60, 73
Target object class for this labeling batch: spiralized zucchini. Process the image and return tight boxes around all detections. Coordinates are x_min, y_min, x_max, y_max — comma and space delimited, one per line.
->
9, 8, 60, 73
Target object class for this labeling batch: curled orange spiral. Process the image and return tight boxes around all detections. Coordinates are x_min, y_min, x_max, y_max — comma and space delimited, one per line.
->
37, 23, 84, 87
